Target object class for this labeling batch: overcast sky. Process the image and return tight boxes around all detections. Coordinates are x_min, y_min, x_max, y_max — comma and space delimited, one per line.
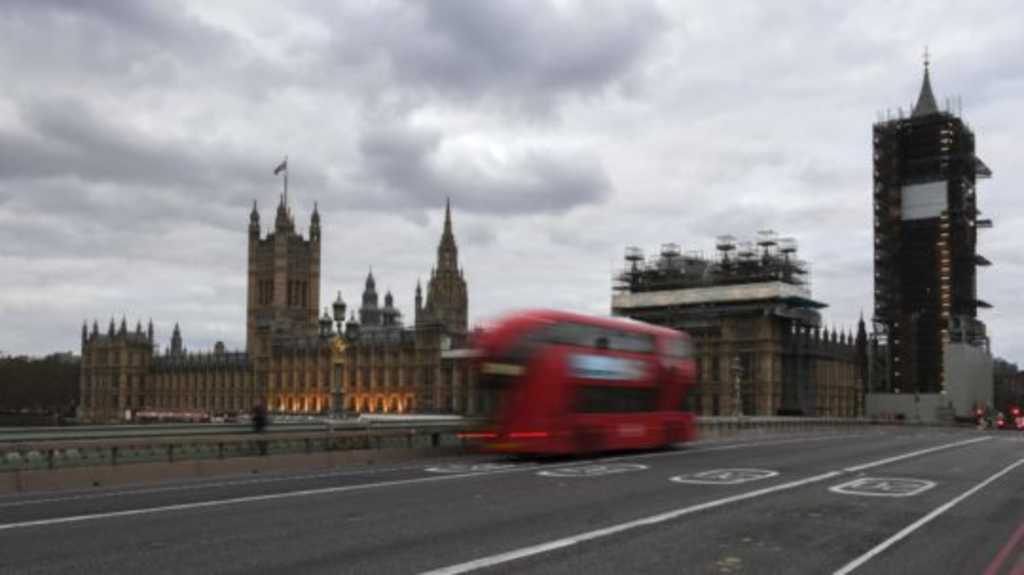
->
1, 1, 1022, 361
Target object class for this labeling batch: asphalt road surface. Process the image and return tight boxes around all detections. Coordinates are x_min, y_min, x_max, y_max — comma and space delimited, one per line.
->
0, 427, 1021, 574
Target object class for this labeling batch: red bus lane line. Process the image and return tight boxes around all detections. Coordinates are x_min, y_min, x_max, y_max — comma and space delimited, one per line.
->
982, 521, 1024, 575
833, 457, 1024, 575
0, 433, 877, 526
0, 432, 870, 510
418, 436, 991, 575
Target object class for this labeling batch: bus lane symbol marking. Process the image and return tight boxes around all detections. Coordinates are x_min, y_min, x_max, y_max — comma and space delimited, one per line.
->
828, 477, 936, 498
538, 463, 648, 478
670, 469, 779, 485
425, 463, 518, 474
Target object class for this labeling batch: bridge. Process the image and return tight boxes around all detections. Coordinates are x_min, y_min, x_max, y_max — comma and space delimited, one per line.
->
0, 423, 1021, 574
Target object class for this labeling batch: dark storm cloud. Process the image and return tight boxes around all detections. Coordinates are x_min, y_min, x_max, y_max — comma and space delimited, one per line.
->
350, 121, 612, 215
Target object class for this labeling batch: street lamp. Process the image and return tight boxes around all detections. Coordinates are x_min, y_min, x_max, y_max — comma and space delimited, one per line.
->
332, 291, 347, 334
319, 307, 333, 338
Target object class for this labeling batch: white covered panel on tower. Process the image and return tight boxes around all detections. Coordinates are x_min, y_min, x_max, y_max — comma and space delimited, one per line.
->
901, 181, 947, 220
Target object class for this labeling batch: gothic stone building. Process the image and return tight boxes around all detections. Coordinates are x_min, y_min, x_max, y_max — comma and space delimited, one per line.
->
612, 235, 867, 418
79, 195, 477, 422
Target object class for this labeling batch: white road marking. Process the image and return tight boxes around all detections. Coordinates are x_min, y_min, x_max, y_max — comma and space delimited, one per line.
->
538, 463, 647, 478
419, 436, 993, 575
832, 457, 1024, 575
670, 468, 779, 485
426, 463, 520, 474
829, 477, 936, 498
0, 459, 474, 509
0, 465, 539, 532
842, 436, 989, 472
0, 432, 868, 509
421, 471, 844, 575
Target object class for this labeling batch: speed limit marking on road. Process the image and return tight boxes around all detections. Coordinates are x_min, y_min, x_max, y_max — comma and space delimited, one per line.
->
425, 463, 518, 474
829, 477, 936, 497
670, 469, 779, 485
538, 463, 648, 478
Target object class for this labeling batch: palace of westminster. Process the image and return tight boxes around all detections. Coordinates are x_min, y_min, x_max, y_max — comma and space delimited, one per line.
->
79, 191, 478, 422
79, 62, 988, 423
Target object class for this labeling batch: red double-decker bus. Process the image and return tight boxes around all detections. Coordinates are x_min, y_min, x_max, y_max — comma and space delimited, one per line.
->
469, 310, 696, 455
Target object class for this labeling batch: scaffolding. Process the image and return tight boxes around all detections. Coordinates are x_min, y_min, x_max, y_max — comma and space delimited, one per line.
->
616, 231, 809, 294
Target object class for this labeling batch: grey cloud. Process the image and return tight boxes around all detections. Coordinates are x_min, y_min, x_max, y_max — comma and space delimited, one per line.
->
321, 0, 666, 114
349, 121, 613, 215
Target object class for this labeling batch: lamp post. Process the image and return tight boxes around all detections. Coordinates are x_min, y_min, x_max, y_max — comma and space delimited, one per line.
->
330, 292, 348, 418
319, 307, 333, 338
332, 291, 347, 334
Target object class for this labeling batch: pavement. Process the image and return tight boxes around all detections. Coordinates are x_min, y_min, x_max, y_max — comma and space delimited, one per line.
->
0, 427, 1020, 574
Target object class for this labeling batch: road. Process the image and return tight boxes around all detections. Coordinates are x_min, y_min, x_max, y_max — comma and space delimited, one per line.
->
0, 427, 1021, 574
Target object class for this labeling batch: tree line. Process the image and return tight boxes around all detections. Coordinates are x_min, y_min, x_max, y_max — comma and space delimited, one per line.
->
0, 354, 80, 415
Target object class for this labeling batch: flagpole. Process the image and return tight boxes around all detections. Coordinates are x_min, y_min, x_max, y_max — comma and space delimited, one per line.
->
284, 155, 289, 209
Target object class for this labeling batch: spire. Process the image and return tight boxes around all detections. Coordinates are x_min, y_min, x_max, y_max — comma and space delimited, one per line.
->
135, 320, 142, 334
310, 201, 320, 240
911, 50, 940, 118
147, 319, 154, 343
275, 192, 290, 231
250, 200, 259, 223
92, 320, 99, 337
444, 196, 452, 236
108, 318, 115, 337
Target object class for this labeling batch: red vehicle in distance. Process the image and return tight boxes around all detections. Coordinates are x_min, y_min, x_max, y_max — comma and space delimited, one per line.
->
466, 310, 697, 455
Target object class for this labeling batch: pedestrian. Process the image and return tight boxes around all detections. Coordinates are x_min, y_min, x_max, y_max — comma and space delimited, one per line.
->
251, 402, 268, 455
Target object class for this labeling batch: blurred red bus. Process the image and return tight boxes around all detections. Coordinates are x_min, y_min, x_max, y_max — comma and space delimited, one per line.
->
467, 310, 696, 455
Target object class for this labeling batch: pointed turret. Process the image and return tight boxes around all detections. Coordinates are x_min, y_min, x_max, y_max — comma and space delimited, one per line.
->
147, 319, 154, 343
135, 320, 143, 335
249, 200, 260, 239
81, 321, 88, 346
108, 318, 115, 337
421, 199, 468, 332
92, 320, 99, 338
119, 316, 128, 336
310, 201, 321, 241
911, 56, 940, 118
275, 193, 291, 231
171, 322, 183, 356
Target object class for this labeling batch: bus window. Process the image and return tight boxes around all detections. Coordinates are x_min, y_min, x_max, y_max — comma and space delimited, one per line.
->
664, 337, 693, 359
607, 330, 656, 354
577, 386, 659, 413
543, 322, 656, 354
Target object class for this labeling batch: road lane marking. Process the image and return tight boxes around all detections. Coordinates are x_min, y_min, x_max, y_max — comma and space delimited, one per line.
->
983, 521, 1024, 575
829, 477, 936, 498
842, 436, 989, 472
670, 469, 779, 485
0, 433, 872, 526
421, 471, 844, 575
538, 463, 647, 478
426, 463, 520, 474
0, 432, 871, 510
419, 436, 993, 575
833, 457, 1024, 575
